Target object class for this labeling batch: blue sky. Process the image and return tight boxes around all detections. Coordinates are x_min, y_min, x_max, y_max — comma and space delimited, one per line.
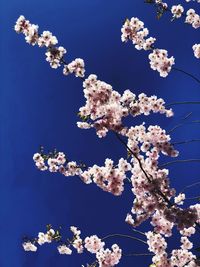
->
1, 0, 200, 266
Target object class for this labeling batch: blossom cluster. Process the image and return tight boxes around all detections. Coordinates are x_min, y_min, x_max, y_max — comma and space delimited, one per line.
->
127, 154, 175, 227
33, 151, 82, 176
146, 1, 200, 62
80, 158, 131, 196
126, 124, 178, 158
146, 231, 198, 267
14, 16, 85, 76
121, 17, 175, 77
77, 74, 173, 137
185, 9, 200, 29
121, 17, 156, 50
96, 244, 122, 267
149, 49, 175, 78
124, 123, 179, 229
128, 151, 199, 231
33, 150, 131, 196
45, 46, 66, 69
63, 58, 85, 78
22, 226, 122, 267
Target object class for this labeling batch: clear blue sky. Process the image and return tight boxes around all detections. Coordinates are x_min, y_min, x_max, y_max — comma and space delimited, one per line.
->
1, 0, 200, 266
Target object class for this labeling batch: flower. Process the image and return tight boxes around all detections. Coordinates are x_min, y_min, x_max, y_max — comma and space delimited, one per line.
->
146, 231, 167, 255
171, 5, 184, 19
181, 236, 193, 250
174, 193, 185, 205
45, 46, 66, 69
80, 158, 131, 196
63, 58, 85, 77
38, 232, 52, 245
185, 9, 200, 29
22, 242, 37, 252
192, 43, 200, 58
96, 244, 122, 267
57, 245, 72, 255
38, 31, 58, 47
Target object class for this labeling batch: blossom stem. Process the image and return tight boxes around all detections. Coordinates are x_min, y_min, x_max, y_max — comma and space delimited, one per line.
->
131, 228, 146, 236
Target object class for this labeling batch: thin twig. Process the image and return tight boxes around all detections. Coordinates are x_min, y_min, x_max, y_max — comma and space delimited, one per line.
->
101, 234, 147, 245
132, 228, 146, 236
123, 252, 154, 257
172, 67, 200, 84
182, 112, 193, 121
168, 120, 200, 134
181, 181, 200, 193
160, 159, 200, 168
172, 139, 200, 146
166, 101, 200, 108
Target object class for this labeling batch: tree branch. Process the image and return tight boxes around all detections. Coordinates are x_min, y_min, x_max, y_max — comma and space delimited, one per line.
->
160, 159, 200, 168
101, 234, 147, 245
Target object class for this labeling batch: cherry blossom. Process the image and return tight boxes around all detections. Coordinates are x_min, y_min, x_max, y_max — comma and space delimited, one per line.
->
78, 75, 173, 137
146, 231, 167, 255
171, 248, 196, 267
45, 46, 66, 69
185, 9, 200, 29
96, 244, 122, 267
38, 30, 58, 47
149, 49, 175, 78
57, 245, 72, 255
84, 235, 105, 254
171, 5, 184, 19
80, 158, 131, 195
22, 242, 37, 252
63, 58, 85, 78
121, 17, 156, 50
174, 193, 186, 205
180, 226, 196, 237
